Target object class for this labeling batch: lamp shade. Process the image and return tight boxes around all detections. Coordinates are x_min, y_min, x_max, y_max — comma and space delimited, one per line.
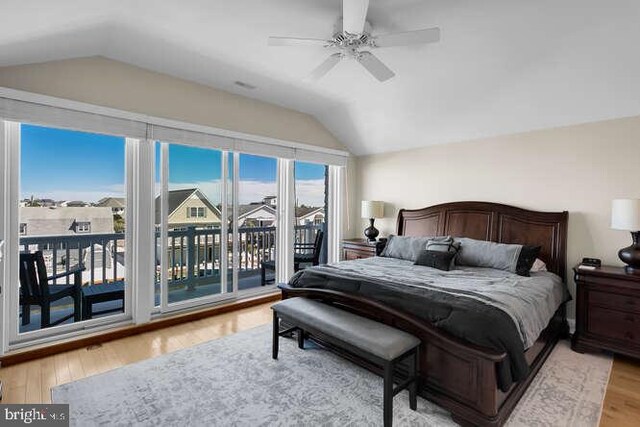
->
611, 199, 640, 231
361, 201, 384, 219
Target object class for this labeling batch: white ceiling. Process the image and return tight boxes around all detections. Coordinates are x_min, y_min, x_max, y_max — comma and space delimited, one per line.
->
2, 0, 640, 155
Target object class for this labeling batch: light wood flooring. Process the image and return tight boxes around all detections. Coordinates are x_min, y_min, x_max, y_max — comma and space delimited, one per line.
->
0, 302, 638, 426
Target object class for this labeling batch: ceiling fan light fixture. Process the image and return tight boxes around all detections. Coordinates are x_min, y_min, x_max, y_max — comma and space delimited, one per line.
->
267, 0, 440, 82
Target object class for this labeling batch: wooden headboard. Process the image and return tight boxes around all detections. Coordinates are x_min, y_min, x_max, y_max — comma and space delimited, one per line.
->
397, 201, 568, 279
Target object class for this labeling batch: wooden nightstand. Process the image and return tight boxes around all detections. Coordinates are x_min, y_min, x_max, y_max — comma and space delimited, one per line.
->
572, 265, 640, 359
342, 238, 384, 261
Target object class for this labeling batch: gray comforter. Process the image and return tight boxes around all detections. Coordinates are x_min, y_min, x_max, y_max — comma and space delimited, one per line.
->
288, 257, 569, 390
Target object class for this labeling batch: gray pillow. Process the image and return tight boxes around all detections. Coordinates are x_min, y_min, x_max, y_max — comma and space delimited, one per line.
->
380, 235, 431, 261
454, 237, 522, 273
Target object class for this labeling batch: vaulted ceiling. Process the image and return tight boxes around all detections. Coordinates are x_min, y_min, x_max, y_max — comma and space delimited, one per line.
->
2, 0, 640, 155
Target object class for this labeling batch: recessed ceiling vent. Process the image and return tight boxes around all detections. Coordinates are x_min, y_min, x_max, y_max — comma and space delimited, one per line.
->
234, 81, 256, 90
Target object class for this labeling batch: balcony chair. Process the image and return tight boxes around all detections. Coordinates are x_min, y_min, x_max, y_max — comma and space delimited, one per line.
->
19, 251, 84, 329
261, 230, 324, 286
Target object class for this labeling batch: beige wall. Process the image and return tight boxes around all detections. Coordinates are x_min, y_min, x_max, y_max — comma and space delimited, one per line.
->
169, 198, 220, 227
354, 115, 640, 318
0, 56, 345, 152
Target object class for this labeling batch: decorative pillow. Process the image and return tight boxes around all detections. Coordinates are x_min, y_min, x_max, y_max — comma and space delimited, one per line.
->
414, 250, 456, 271
516, 246, 542, 277
454, 237, 540, 277
425, 236, 460, 269
530, 258, 548, 273
380, 235, 431, 261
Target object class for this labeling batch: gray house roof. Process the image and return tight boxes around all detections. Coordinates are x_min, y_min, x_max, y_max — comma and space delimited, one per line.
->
19, 207, 115, 236
96, 197, 125, 208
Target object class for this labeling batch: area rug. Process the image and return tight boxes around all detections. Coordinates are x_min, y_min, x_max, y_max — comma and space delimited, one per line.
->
52, 325, 612, 426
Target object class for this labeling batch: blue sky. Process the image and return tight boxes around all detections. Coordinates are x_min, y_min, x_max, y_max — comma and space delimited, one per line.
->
21, 125, 326, 205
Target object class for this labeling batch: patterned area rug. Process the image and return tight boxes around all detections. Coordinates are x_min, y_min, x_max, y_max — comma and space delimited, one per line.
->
52, 325, 612, 426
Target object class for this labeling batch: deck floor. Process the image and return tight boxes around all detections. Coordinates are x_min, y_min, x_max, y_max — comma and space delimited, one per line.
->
19, 272, 272, 333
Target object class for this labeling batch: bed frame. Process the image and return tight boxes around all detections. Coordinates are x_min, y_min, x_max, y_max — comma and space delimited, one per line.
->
280, 201, 569, 426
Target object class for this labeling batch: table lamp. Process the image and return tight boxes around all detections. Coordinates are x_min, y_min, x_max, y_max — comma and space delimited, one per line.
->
361, 201, 384, 242
611, 199, 640, 273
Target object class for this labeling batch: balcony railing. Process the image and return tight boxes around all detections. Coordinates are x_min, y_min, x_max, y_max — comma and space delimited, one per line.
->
20, 224, 322, 289
18, 224, 322, 332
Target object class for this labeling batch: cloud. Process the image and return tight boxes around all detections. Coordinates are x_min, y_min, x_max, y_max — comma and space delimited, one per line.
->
26, 179, 326, 207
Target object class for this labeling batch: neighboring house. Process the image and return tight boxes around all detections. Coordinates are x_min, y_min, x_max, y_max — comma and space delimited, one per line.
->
296, 207, 325, 226
59, 200, 91, 207
236, 202, 324, 228
96, 197, 126, 215
154, 188, 221, 228
19, 207, 115, 236
238, 204, 276, 227
263, 195, 277, 207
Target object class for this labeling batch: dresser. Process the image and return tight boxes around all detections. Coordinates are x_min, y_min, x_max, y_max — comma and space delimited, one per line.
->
342, 238, 384, 260
572, 265, 640, 359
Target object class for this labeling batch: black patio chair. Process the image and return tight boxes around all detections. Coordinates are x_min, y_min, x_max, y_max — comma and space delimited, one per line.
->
19, 251, 84, 329
261, 230, 324, 285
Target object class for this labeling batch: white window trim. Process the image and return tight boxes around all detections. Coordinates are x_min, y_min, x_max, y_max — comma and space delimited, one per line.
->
327, 165, 345, 264
276, 159, 295, 283
0, 87, 349, 165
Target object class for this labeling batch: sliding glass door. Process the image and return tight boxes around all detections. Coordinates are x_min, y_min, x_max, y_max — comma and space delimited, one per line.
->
155, 142, 233, 311
237, 153, 278, 292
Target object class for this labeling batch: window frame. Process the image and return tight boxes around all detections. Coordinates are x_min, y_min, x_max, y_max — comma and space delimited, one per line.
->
0, 89, 347, 354
75, 221, 91, 233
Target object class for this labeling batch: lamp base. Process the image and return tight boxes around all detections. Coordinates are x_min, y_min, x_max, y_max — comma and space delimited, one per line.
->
619, 231, 640, 273
364, 218, 379, 242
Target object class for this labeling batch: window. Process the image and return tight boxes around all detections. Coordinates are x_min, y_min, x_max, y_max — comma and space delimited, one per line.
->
294, 161, 328, 266
16, 124, 127, 336
155, 143, 227, 308
75, 221, 91, 233
187, 206, 207, 218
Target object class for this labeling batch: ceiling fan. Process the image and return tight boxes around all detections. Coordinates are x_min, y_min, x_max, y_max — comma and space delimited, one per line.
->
268, 0, 440, 82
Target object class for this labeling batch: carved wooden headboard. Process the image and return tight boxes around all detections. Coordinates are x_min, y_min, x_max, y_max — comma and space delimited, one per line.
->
397, 201, 568, 279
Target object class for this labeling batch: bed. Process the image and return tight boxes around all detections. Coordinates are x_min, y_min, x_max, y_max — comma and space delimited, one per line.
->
279, 201, 569, 426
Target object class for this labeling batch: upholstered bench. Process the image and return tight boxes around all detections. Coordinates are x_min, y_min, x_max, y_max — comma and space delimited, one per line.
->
271, 297, 420, 427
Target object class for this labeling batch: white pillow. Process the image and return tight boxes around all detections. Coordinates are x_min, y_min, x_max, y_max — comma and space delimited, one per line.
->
530, 258, 547, 272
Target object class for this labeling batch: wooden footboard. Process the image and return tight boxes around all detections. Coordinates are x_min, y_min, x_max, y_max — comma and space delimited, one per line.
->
279, 284, 568, 427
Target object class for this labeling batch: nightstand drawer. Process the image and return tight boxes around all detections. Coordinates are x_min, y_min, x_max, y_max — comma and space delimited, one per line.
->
588, 306, 640, 344
343, 249, 374, 260
342, 239, 379, 261
589, 290, 640, 314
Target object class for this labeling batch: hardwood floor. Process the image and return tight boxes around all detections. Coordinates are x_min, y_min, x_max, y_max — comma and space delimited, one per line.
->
0, 302, 272, 404
1, 303, 639, 427
600, 355, 640, 427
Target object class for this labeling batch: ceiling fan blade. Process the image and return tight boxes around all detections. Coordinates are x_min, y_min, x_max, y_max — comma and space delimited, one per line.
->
357, 51, 395, 82
309, 53, 343, 81
373, 27, 441, 48
268, 36, 330, 47
343, 0, 369, 34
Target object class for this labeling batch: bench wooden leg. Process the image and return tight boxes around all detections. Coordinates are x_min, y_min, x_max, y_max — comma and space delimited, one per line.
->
409, 349, 418, 411
272, 311, 279, 360
297, 328, 305, 349
383, 361, 394, 427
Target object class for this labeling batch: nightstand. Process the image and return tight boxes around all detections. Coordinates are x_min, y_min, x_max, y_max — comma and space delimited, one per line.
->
342, 238, 384, 261
572, 265, 640, 359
